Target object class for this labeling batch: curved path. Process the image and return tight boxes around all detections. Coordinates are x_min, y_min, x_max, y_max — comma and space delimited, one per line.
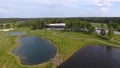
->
53, 32, 120, 48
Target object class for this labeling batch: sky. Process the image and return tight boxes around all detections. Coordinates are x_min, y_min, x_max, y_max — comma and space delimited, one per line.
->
0, 0, 120, 18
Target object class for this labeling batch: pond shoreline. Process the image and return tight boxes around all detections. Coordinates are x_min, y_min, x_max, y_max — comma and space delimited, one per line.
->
58, 45, 120, 68
12, 35, 57, 66
7, 28, 120, 68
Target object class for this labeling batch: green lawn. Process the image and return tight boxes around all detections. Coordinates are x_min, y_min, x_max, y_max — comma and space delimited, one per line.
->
0, 28, 120, 68
91, 23, 107, 28
114, 35, 120, 41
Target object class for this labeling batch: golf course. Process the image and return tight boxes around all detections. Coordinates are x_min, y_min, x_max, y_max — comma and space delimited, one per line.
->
0, 27, 120, 68
0, 0, 120, 67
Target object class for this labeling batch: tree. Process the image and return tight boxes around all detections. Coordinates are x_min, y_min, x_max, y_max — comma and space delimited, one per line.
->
88, 26, 95, 34
107, 26, 114, 40
39, 22, 45, 29
107, 21, 119, 30
117, 26, 120, 32
73, 21, 77, 32
0, 24, 4, 29
100, 23, 106, 36
100, 29, 106, 36
101, 23, 104, 28
5, 23, 11, 29
65, 21, 73, 31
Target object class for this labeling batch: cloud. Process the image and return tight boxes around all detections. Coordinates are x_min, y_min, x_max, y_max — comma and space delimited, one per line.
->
94, 0, 120, 13
31, 0, 80, 8
0, 8, 4, 13
0, 0, 120, 17
99, 7, 110, 13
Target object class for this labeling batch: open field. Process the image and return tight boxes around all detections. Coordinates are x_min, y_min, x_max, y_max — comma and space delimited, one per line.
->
91, 23, 107, 28
0, 28, 120, 68
114, 35, 120, 41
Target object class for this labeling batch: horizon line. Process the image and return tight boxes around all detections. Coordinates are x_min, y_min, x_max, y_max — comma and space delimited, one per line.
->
0, 16, 120, 18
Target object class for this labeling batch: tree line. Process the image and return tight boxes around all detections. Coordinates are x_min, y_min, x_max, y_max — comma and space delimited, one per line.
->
0, 18, 118, 40
65, 20, 95, 34
0, 17, 120, 23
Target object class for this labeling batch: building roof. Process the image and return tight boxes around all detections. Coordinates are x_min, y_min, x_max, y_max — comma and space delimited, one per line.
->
46, 23, 65, 27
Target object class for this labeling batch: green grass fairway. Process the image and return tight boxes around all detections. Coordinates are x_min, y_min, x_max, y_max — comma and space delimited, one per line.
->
91, 23, 107, 28
0, 28, 120, 68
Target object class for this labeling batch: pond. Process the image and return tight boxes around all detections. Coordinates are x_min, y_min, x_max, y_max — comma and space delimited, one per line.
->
13, 36, 57, 65
5, 31, 25, 36
58, 45, 120, 68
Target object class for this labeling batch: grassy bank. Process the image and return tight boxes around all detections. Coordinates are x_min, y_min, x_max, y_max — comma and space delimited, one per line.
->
0, 28, 120, 68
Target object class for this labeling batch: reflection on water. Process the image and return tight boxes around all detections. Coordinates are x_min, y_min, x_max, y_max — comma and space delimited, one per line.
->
58, 45, 120, 68
13, 36, 57, 65
5, 31, 24, 36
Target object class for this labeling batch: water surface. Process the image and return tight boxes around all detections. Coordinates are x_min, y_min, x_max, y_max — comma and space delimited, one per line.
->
58, 45, 120, 68
5, 31, 24, 36
13, 36, 57, 65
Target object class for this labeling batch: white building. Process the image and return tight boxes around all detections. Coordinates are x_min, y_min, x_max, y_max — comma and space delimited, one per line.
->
95, 28, 120, 35
46, 23, 65, 30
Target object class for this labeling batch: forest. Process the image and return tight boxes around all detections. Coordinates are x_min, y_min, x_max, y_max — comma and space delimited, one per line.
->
0, 17, 120, 24
0, 17, 120, 32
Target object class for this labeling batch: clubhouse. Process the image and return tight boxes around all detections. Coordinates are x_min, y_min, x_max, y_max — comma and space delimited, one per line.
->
46, 23, 65, 30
